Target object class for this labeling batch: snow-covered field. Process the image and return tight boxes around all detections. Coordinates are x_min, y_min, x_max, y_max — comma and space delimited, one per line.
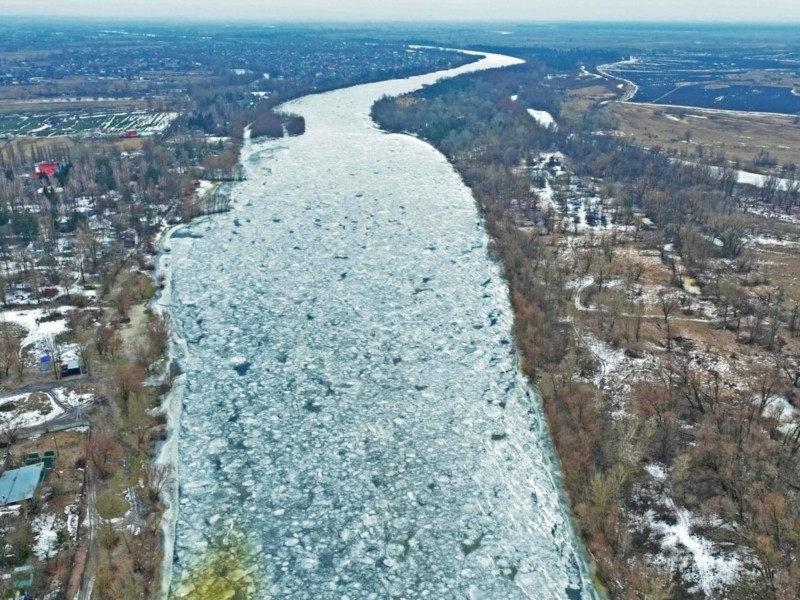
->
1, 308, 68, 350
0, 110, 178, 138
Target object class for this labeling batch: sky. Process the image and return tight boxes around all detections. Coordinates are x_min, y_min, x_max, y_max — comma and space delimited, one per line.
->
1, 0, 799, 22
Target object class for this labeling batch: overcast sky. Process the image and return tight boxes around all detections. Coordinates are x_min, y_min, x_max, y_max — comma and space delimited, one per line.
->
1, 0, 799, 22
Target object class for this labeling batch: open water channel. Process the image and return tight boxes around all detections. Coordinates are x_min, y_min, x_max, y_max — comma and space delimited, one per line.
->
160, 51, 598, 599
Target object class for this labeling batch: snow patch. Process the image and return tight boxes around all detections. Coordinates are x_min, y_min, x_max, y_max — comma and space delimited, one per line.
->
0, 392, 64, 429
52, 387, 94, 408
647, 502, 740, 595
645, 463, 667, 480
32, 513, 67, 560
526, 109, 557, 129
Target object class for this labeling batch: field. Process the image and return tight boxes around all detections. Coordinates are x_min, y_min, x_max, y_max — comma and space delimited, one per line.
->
559, 70, 800, 169
0, 110, 178, 138
609, 102, 800, 168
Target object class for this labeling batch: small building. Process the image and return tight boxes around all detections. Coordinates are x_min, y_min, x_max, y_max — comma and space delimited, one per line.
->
32, 161, 63, 180
60, 357, 82, 378
0, 463, 45, 507
12, 565, 34, 592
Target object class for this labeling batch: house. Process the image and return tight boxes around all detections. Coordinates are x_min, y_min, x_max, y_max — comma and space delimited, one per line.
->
0, 463, 45, 507
32, 161, 63, 180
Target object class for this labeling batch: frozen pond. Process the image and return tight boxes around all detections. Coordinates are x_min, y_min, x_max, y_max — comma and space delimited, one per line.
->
163, 51, 597, 599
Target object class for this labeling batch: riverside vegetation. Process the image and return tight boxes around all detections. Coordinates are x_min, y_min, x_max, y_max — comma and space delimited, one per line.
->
373, 55, 800, 599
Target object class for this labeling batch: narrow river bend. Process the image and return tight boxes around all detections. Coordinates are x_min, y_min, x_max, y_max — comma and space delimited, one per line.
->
162, 51, 597, 599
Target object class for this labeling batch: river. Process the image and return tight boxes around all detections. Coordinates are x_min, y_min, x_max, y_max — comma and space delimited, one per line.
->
159, 50, 598, 599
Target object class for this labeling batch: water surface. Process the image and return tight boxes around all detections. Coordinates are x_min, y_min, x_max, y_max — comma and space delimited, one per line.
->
164, 51, 596, 599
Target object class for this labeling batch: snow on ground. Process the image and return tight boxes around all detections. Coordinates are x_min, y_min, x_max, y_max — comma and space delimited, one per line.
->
531, 153, 629, 233
196, 179, 215, 198
644, 463, 668, 481
646, 501, 741, 596
65, 503, 80, 541
579, 65, 602, 79
526, 109, 557, 129
566, 193, 623, 232
581, 333, 658, 401
0, 392, 64, 429
749, 235, 800, 248
683, 276, 702, 296
686, 350, 745, 391
664, 113, 682, 122
1, 308, 68, 352
762, 395, 798, 433
52, 387, 94, 408
536, 179, 558, 211
748, 205, 800, 226
32, 512, 67, 560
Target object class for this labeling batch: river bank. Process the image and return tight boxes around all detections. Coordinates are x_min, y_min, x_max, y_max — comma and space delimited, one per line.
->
152, 221, 189, 599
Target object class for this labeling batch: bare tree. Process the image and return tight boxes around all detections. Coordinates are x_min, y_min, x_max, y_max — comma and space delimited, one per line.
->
141, 463, 175, 505
86, 431, 123, 478
0, 322, 23, 378
659, 291, 678, 353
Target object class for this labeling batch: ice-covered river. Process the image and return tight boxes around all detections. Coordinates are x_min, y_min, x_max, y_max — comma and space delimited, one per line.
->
161, 51, 597, 599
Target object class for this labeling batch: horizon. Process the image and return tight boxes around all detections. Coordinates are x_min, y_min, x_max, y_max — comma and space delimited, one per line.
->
1, 15, 800, 27
2, 0, 800, 24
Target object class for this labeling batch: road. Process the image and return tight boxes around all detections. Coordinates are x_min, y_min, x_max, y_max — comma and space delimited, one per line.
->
1, 376, 95, 440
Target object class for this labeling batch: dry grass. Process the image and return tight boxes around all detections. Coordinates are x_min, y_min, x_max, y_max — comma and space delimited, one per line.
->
0, 135, 145, 158
608, 102, 800, 167
13, 430, 88, 495
0, 99, 150, 114
561, 82, 619, 116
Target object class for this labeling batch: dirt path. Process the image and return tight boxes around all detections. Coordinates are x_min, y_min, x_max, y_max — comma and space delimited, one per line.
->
573, 275, 714, 323
120, 303, 148, 355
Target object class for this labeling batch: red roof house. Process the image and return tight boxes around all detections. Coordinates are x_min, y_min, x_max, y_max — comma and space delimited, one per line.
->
33, 161, 63, 179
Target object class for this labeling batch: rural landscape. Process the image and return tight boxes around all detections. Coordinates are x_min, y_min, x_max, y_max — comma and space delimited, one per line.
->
0, 13, 799, 600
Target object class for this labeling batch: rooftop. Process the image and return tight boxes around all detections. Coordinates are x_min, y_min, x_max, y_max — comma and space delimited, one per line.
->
0, 463, 45, 506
